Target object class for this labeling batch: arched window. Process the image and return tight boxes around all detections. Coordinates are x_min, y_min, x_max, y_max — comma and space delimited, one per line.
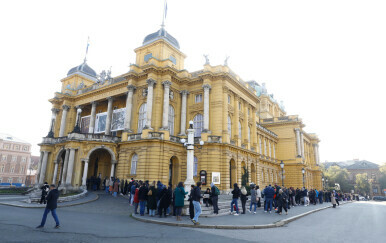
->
238, 121, 242, 139
194, 156, 198, 176
130, 154, 138, 175
168, 105, 175, 135
138, 103, 147, 133
248, 126, 251, 142
193, 114, 203, 137
227, 116, 232, 137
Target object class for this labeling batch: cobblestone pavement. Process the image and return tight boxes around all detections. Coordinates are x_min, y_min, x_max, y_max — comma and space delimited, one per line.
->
0, 192, 384, 243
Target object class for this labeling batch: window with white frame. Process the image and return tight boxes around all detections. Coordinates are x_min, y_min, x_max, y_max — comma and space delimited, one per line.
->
4, 144, 9, 149
8, 178, 12, 183
194, 156, 198, 176
137, 103, 147, 133
18, 177, 22, 183
1, 155, 6, 161
22, 157, 26, 162
195, 94, 203, 103
21, 166, 25, 173
23, 146, 28, 151
15, 145, 19, 150
168, 105, 175, 135
193, 114, 203, 137
10, 166, 15, 173
12, 156, 17, 162
130, 154, 138, 175
0, 164, 4, 173
227, 116, 232, 137
238, 121, 242, 139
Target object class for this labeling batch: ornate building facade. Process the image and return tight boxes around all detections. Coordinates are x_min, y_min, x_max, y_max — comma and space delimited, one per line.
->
37, 27, 322, 191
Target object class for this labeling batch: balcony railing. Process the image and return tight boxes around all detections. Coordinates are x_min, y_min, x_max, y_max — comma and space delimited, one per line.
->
170, 136, 181, 143
207, 135, 221, 143
41, 133, 121, 144
148, 132, 164, 139
128, 133, 142, 141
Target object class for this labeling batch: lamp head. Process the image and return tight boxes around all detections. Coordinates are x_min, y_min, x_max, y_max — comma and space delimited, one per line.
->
77, 108, 82, 113
189, 120, 193, 129
302, 168, 305, 174
180, 138, 186, 144
199, 140, 204, 146
280, 161, 284, 169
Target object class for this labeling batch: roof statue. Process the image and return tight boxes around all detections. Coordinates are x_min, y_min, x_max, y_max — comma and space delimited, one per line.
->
224, 56, 230, 66
203, 54, 210, 65
261, 82, 268, 95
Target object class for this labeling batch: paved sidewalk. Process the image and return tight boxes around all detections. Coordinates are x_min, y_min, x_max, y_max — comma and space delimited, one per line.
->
0, 192, 99, 208
132, 201, 352, 229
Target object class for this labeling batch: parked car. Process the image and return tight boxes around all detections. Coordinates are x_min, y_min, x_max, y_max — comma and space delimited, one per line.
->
372, 196, 386, 201
358, 195, 365, 201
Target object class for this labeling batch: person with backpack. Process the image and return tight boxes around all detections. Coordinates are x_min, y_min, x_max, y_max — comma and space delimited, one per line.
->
174, 182, 188, 221
240, 186, 248, 214
277, 189, 288, 215
147, 181, 157, 217
210, 182, 219, 214
230, 183, 241, 216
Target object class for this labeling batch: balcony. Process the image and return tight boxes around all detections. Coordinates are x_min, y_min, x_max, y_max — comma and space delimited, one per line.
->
148, 132, 164, 139
41, 133, 121, 145
207, 135, 221, 143
170, 136, 181, 143
128, 133, 142, 141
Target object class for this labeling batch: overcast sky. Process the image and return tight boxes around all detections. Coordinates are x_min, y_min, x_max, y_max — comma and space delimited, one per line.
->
0, 0, 385, 164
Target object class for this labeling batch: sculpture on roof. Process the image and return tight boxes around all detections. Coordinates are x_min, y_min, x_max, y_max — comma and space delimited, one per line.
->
203, 54, 210, 65
224, 56, 230, 66
261, 83, 267, 95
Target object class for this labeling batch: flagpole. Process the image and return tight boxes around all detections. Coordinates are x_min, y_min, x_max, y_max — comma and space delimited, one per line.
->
84, 36, 90, 63
161, 0, 167, 28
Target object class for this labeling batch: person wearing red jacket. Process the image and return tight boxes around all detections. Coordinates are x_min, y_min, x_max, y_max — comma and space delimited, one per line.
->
133, 186, 140, 214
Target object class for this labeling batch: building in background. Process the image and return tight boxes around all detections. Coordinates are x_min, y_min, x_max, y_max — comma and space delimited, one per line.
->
0, 133, 31, 186
25, 155, 40, 186
323, 159, 382, 196
37, 25, 322, 191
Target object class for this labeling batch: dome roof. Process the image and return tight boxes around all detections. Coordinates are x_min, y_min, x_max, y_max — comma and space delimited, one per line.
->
143, 28, 180, 49
67, 61, 97, 78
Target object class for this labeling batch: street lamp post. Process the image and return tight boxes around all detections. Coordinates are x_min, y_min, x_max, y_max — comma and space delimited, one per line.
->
322, 177, 325, 190
180, 121, 204, 195
302, 168, 305, 188
280, 161, 284, 187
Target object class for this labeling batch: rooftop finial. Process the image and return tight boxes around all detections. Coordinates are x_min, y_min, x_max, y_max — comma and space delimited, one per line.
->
84, 36, 90, 63
161, 0, 167, 29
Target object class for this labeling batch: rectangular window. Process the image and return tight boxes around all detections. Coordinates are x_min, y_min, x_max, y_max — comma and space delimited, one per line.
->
80, 115, 91, 134
21, 166, 25, 173
0, 165, 4, 172
4, 144, 9, 149
22, 157, 26, 162
18, 178, 23, 183
23, 146, 28, 151
15, 145, 19, 150
144, 53, 153, 62
169, 56, 176, 65
228, 95, 231, 104
8, 178, 12, 183
95, 112, 108, 133
195, 94, 203, 103
12, 156, 17, 162
239, 102, 241, 110
1, 155, 6, 161
10, 167, 15, 173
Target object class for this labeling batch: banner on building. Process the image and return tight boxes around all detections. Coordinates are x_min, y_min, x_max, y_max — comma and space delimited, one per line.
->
80, 116, 91, 134
111, 108, 126, 132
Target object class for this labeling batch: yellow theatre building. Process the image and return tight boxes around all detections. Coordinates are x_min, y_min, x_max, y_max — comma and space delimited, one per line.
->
37, 26, 322, 192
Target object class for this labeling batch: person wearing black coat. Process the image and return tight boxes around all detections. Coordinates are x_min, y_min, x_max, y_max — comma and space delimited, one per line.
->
40, 182, 49, 204
277, 189, 288, 215
231, 183, 241, 215
188, 185, 195, 219
158, 186, 172, 218
138, 183, 148, 216
36, 184, 60, 229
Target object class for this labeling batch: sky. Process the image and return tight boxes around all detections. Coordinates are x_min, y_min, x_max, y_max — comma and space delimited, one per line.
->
0, 0, 385, 164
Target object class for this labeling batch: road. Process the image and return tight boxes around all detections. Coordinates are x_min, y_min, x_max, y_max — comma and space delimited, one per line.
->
0, 193, 384, 243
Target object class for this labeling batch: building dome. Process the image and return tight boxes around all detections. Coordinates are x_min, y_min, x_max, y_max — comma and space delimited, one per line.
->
67, 61, 97, 78
143, 28, 180, 49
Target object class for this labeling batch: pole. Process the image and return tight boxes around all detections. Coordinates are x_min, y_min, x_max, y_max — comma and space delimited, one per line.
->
281, 168, 284, 187
303, 174, 305, 188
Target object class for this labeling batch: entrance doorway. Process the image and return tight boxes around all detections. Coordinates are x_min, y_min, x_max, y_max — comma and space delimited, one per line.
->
87, 149, 112, 189
169, 156, 180, 188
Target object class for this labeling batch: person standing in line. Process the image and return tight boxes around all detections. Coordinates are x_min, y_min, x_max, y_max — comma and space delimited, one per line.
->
240, 186, 248, 214
130, 182, 136, 205
138, 182, 148, 216
263, 184, 275, 213
277, 189, 288, 215
109, 177, 114, 195
40, 182, 49, 204
133, 185, 140, 214
249, 185, 257, 213
191, 182, 203, 225
147, 181, 157, 217
331, 192, 337, 208
188, 185, 195, 220
230, 183, 241, 216
210, 182, 219, 215
105, 177, 110, 194
36, 184, 60, 229
113, 179, 119, 197
256, 185, 262, 208
174, 182, 188, 221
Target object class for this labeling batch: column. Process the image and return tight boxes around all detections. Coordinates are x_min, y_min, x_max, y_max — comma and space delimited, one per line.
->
179, 90, 189, 135
184, 125, 195, 194
52, 161, 58, 184
251, 108, 257, 150
105, 97, 114, 135
295, 128, 301, 157
82, 159, 89, 187
300, 132, 305, 159
61, 148, 70, 184
233, 95, 239, 144
88, 102, 97, 133
65, 148, 76, 186
161, 81, 172, 129
202, 84, 211, 132
124, 85, 136, 132
243, 101, 248, 145
145, 79, 156, 129
47, 108, 59, 138
59, 105, 70, 137
110, 160, 117, 178
38, 151, 49, 184
35, 151, 43, 184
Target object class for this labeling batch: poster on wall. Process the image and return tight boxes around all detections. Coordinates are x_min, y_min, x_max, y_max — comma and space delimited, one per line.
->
80, 116, 91, 134
212, 172, 220, 184
111, 108, 126, 132
95, 112, 107, 133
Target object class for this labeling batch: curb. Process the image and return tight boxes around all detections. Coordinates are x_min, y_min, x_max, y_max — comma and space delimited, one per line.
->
0, 194, 99, 208
131, 201, 352, 229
